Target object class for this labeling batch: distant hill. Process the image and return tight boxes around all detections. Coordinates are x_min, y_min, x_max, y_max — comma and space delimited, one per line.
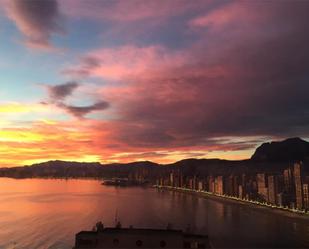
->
251, 137, 309, 163
0, 160, 159, 179
0, 138, 308, 179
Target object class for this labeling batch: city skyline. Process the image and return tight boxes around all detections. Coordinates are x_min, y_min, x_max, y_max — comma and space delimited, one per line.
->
1, 0, 309, 167
157, 162, 309, 211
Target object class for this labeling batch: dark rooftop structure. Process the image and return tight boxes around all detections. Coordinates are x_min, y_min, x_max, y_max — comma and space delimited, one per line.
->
73, 222, 211, 249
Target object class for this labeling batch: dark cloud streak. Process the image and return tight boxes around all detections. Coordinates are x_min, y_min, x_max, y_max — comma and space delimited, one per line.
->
5, 0, 63, 49
45, 82, 109, 118
59, 101, 110, 118
47, 82, 79, 101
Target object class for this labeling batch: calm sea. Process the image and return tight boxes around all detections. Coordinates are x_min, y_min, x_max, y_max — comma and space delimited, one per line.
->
0, 178, 308, 249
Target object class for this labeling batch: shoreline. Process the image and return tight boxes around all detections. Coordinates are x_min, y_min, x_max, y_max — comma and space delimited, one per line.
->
0, 176, 103, 180
155, 185, 309, 221
1, 177, 309, 220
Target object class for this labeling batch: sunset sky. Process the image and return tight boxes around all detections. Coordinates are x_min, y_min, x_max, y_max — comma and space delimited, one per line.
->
0, 0, 309, 167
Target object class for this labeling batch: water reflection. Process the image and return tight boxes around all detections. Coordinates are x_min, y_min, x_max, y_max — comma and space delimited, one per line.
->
0, 178, 308, 249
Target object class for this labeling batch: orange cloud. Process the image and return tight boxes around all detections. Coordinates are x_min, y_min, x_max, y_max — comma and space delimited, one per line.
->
0, 120, 103, 167
0, 117, 256, 167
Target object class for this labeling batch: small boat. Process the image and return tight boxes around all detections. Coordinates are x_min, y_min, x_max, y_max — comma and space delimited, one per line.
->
73, 222, 212, 248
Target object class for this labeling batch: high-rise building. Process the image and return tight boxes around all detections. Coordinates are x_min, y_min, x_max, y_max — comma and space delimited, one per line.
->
225, 175, 234, 196
302, 183, 309, 210
169, 172, 174, 187
238, 185, 243, 199
283, 168, 292, 192
198, 180, 203, 191
214, 176, 224, 195
208, 176, 215, 193
174, 176, 179, 187
277, 193, 283, 206
160, 177, 163, 186
193, 176, 197, 190
233, 176, 239, 197
179, 172, 184, 188
189, 178, 194, 189
252, 180, 258, 193
268, 175, 277, 205
294, 163, 303, 209
257, 173, 268, 202
241, 174, 247, 197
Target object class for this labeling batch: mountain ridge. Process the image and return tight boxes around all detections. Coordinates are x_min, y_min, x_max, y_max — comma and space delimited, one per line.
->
251, 137, 309, 162
17, 137, 309, 167
0, 137, 308, 178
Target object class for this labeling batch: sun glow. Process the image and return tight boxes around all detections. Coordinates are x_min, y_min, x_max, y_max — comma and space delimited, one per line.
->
0, 103, 47, 113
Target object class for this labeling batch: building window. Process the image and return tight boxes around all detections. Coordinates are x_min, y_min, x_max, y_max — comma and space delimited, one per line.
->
136, 240, 143, 247
160, 240, 166, 248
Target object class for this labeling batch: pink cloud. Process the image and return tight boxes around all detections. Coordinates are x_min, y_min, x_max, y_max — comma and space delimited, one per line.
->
189, 2, 256, 30
71, 2, 309, 151
61, 0, 210, 22
188, 1, 305, 41
49, 1, 309, 162
64, 45, 188, 80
